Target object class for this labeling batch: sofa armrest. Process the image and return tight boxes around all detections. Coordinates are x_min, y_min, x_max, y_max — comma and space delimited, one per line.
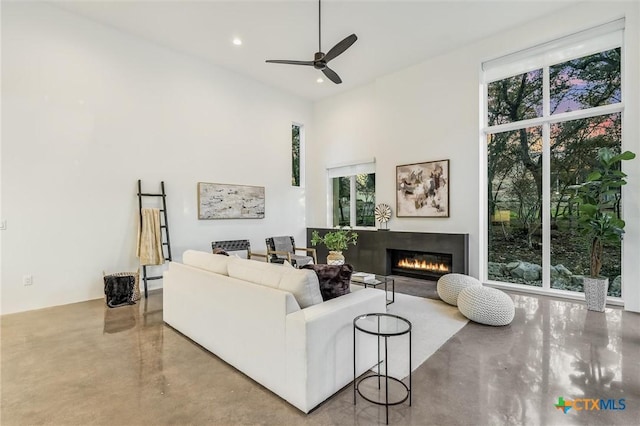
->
284, 287, 386, 413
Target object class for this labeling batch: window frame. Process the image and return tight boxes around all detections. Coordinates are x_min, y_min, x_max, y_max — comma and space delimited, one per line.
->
326, 160, 376, 229
292, 122, 304, 188
480, 21, 625, 301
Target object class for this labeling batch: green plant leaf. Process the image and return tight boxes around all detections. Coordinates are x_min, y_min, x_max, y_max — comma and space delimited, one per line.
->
612, 151, 636, 162
598, 147, 614, 163
310, 227, 358, 251
579, 204, 598, 216
586, 171, 602, 181
610, 218, 625, 228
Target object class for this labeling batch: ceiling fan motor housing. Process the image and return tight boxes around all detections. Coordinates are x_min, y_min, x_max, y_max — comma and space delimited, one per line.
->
313, 52, 327, 69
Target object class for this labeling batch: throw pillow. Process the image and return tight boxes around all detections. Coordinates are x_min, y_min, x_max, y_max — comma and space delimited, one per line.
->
212, 247, 229, 256
302, 264, 353, 301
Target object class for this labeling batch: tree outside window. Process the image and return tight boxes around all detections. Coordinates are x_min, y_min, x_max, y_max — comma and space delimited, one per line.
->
331, 172, 375, 227
356, 173, 375, 226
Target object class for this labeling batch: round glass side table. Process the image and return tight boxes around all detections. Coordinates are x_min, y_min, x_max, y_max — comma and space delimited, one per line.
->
353, 313, 412, 424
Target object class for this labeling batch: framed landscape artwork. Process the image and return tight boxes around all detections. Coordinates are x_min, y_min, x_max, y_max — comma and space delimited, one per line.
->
198, 182, 265, 219
396, 159, 449, 217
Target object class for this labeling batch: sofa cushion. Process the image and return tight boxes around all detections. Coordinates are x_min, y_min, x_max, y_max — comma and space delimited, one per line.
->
227, 258, 323, 309
279, 269, 323, 309
227, 258, 286, 289
302, 264, 353, 301
183, 250, 231, 275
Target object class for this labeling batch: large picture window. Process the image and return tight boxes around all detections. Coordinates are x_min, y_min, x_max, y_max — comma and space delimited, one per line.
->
328, 161, 375, 227
483, 22, 624, 298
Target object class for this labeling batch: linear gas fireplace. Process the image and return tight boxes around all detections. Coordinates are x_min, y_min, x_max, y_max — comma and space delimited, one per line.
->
307, 229, 468, 277
388, 249, 452, 280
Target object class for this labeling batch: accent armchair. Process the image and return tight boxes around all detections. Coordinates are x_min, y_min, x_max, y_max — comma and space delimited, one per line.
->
265, 236, 317, 267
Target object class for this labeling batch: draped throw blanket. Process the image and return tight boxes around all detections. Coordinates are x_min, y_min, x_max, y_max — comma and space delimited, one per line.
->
137, 208, 164, 266
272, 236, 294, 259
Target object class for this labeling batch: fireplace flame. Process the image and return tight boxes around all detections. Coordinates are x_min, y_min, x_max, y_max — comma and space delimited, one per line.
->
397, 258, 449, 272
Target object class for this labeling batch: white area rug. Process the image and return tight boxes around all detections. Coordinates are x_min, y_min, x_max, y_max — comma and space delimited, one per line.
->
371, 293, 468, 379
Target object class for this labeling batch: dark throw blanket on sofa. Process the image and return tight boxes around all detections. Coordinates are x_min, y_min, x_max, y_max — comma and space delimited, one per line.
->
302, 264, 353, 301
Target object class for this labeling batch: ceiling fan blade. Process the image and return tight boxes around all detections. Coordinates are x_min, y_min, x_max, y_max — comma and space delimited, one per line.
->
323, 34, 357, 63
322, 67, 342, 84
265, 60, 315, 66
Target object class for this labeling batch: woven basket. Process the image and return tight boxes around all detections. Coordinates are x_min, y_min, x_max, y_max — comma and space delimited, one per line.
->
103, 270, 141, 302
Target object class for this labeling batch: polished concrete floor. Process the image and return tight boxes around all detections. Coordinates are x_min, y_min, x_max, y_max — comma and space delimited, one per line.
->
1, 283, 639, 425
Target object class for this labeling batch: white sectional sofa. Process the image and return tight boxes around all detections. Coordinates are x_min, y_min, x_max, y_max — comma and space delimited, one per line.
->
163, 250, 386, 413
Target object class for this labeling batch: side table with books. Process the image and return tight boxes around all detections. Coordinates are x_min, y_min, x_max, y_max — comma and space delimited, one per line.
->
351, 272, 395, 305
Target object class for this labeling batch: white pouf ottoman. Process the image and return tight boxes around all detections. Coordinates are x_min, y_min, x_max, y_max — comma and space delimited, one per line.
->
437, 273, 481, 306
457, 286, 515, 326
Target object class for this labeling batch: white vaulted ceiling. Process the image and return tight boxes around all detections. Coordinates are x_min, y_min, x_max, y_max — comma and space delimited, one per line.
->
50, 0, 580, 101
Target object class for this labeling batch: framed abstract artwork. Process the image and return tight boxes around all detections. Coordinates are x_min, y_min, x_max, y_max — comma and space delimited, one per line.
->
396, 159, 449, 217
197, 182, 265, 219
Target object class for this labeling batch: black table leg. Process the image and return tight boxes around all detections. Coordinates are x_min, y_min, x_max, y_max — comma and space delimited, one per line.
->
385, 335, 389, 424
353, 323, 356, 404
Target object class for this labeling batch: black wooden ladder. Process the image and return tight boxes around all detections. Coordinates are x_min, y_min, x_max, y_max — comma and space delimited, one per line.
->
137, 179, 172, 298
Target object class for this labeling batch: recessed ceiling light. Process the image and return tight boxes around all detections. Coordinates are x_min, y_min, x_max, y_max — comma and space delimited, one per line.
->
232, 38, 242, 46
316, 78, 324, 83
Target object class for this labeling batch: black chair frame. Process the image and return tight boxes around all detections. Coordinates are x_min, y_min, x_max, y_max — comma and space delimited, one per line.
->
211, 239, 267, 261
265, 236, 317, 267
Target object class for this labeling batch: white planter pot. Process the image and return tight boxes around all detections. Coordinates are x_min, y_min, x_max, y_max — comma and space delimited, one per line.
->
327, 251, 345, 265
583, 277, 609, 312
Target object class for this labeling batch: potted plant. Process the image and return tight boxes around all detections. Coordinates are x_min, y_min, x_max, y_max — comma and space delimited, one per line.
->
575, 147, 635, 311
310, 228, 358, 265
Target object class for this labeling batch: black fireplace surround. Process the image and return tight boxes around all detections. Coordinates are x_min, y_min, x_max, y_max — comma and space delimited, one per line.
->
306, 229, 468, 279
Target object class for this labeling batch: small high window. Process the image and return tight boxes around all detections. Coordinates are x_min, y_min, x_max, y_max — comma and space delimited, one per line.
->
292, 124, 302, 187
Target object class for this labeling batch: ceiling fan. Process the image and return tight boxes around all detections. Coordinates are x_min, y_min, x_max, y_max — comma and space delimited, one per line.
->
265, 0, 357, 84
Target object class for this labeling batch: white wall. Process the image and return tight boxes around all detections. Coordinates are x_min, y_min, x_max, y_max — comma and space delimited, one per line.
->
1, 2, 312, 314
3, 2, 639, 315
308, 2, 640, 312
